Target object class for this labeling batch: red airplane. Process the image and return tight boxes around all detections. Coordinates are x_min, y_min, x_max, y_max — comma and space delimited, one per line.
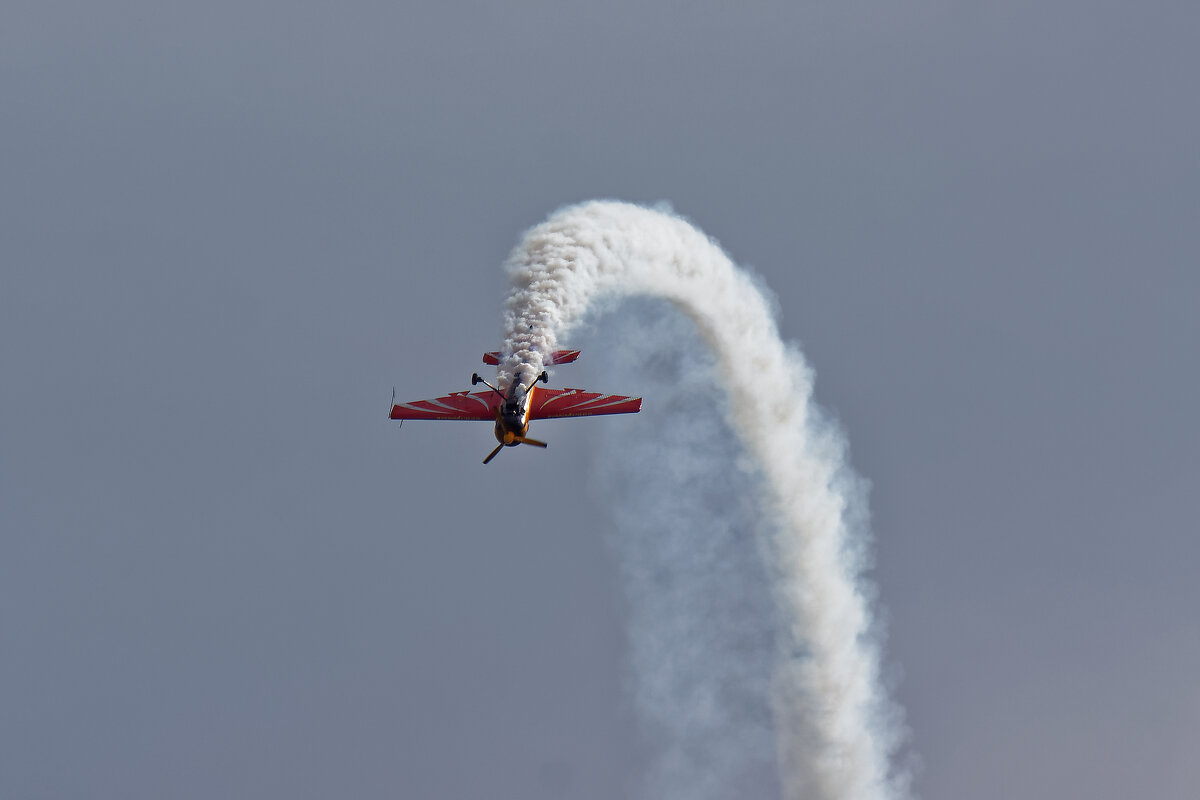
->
389, 350, 642, 464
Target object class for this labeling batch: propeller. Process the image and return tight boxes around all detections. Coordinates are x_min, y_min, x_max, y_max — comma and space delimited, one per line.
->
481, 435, 549, 464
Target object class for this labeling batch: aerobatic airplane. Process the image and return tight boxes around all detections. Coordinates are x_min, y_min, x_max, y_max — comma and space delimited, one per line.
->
389, 350, 642, 464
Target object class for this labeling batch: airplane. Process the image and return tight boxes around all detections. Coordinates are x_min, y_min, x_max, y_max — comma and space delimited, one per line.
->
389, 350, 642, 464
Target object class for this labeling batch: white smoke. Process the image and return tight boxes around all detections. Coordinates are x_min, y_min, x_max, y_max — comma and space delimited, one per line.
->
499, 201, 909, 800
589, 303, 782, 799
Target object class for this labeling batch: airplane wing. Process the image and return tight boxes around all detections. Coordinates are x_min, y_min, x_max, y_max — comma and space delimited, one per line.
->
528, 388, 642, 419
389, 391, 502, 421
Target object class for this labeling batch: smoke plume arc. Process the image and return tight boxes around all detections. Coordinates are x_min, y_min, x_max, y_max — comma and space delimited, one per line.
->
499, 201, 907, 800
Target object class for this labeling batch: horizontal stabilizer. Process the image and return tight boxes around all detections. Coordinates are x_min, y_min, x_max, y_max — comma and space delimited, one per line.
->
482, 349, 582, 366
546, 349, 581, 365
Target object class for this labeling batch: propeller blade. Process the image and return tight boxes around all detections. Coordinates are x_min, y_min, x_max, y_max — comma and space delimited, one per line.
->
514, 436, 548, 448
482, 443, 505, 464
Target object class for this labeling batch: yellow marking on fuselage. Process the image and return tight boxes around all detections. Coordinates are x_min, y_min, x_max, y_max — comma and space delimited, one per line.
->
492, 385, 536, 446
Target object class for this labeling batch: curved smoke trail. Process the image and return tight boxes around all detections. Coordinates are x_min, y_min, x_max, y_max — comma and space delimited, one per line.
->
498, 201, 907, 800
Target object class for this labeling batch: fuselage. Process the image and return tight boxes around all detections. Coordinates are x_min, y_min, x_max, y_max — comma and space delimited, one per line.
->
493, 384, 533, 445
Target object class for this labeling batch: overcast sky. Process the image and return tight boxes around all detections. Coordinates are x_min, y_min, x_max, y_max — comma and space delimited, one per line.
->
3, 2, 1198, 798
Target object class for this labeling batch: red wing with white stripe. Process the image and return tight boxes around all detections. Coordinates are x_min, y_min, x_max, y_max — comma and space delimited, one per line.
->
528, 388, 642, 419
389, 391, 503, 421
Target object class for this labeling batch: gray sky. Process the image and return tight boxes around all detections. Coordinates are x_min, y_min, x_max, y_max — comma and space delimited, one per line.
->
3, 2, 1197, 798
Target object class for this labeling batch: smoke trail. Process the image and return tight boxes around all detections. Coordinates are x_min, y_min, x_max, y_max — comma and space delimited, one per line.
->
589, 303, 782, 799
498, 201, 907, 800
